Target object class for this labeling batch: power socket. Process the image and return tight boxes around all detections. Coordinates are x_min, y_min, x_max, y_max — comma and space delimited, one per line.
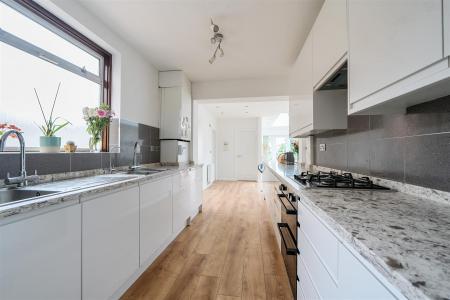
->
319, 144, 326, 152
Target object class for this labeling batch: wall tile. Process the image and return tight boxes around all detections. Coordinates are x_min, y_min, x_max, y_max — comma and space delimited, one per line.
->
404, 133, 450, 192
26, 153, 70, 175
314, 97, 450, 192
370, 138, 404, 181
0, 119, 160, 179
70, 153, 101, 172
347, 141, 370, 174
0, 153, 20, 179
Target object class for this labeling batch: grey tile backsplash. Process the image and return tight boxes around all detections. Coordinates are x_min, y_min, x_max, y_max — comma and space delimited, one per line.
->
314, 97, 450, 192
0, 119, 160, 180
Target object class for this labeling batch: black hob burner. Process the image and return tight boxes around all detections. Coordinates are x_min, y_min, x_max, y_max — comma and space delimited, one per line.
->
293, 171, 389, 190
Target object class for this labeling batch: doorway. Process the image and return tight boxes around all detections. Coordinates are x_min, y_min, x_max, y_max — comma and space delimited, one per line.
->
235, 129, 258, 180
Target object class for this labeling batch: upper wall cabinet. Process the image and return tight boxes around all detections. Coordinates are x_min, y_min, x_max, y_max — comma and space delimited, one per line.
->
289, 33, 314, 136
312, 0, 348, 89
445, 0, 450, 57
348, 0, 445, 114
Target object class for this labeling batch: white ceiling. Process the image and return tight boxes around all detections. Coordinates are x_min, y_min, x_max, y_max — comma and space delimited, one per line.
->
201, 99, 288, 119
75, 0, 324, 82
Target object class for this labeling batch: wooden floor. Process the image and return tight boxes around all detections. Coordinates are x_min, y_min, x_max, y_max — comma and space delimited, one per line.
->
121, 181, 293, 300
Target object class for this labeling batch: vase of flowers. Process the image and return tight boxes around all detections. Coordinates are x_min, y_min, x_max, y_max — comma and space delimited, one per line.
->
0, 123, 22, 140
83, 104, 114, 152
34, 83, 71, 153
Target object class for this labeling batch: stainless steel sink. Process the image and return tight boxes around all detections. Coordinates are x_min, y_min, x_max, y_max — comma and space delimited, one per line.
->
124, 168, 167, 175
0, 189, 59, 206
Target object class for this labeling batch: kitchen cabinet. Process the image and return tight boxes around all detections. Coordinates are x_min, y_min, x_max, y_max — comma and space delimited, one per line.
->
289, 33, 313, 137
190, 167, 203, 219
0, 204, 81, 300
289, 32, 347, 138
297, 198, 405, 300
263, 180, 281, 249
348, 0, 444, 114
140, 176, 173, 265
445, 0, 450, 57
172, 170, 192, 235
339, 244, 397, 299
160, 71, 192, 141
312, 0, 347, 89
82, 185, 140, 300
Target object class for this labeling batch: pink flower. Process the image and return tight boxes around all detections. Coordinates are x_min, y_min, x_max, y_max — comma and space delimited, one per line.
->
97, 109, 107, 118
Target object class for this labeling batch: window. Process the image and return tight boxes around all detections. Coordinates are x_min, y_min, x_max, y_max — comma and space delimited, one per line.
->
0, 0, 111, 151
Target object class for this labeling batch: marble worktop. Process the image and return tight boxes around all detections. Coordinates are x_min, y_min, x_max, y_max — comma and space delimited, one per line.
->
266, 161, 450, 300
0, 163, 201, 221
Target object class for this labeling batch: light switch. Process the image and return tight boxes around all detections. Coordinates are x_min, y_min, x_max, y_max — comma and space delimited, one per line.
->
319, 144, 326, 152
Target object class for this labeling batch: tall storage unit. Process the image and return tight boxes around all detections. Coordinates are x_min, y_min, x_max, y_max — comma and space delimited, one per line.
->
159, 71, 192, 164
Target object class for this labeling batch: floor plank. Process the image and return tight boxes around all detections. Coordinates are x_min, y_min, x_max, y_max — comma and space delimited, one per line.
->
190, 275, 220, 300
121, 181, 292, 300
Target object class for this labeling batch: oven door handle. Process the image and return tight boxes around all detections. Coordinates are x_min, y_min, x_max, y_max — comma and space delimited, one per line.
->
277, 193, 297, 215
277, 223, 299, 255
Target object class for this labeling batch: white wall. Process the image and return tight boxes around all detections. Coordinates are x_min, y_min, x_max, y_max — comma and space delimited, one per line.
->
193, 103, 218, 189
39, 0, 160, 128
192, 77, 288, 100
217, 118, 260, 181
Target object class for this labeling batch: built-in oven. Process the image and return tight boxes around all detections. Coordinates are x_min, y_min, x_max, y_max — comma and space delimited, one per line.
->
276, 183, 299, 298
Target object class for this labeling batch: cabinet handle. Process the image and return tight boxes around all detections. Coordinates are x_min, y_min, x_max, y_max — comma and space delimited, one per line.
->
277, 194, 297, 215
277, 223, 299, 255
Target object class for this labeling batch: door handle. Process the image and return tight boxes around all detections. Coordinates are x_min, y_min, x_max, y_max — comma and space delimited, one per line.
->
277, 223, 299, 255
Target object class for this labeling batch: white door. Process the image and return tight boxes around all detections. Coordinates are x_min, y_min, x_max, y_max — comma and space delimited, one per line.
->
235, 129, 258, 181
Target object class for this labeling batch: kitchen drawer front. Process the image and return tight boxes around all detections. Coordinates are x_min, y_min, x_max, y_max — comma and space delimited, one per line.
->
298, 255, 321, 300
298, 201, 339, 280
299, 226, 339, 299
338, 244, 398, 300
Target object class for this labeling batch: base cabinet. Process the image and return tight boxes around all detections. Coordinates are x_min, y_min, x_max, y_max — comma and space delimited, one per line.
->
0, 205, 81, 300
140, 177, 173, 265
191, 167, 203, 218
82, 186, 140, 300
297, 199, 403, 300
172, 170, 193, 234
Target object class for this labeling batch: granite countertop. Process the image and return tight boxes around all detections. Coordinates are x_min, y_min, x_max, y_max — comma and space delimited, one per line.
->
266, 161, 450, 300
0, 163, 201, 220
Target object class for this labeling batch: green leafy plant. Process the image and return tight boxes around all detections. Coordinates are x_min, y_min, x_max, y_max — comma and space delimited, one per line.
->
34, 82, 71, 137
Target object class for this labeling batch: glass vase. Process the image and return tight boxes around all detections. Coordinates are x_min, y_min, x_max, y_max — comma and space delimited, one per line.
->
89, 135, 101, 152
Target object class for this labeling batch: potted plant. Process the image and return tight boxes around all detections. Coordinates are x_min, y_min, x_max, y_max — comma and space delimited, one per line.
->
82, 104, 114, 152
34, 83, 71, 153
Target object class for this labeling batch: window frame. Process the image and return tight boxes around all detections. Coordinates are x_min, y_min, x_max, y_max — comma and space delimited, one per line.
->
0, 0, 112, 152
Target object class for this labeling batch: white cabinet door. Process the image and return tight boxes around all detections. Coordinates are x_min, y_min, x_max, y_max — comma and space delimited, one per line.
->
82, 186, 140, 300
313, 0, 347, 87
191, 167, 203, 218
338, 244, 397, 300
160, 87, 182, 139
172, 171, 191, 234
0, 205, 81, 300
289, 33, 313, 136
444, 0, 450, 57
348, 0, 443, 105
140, 177, 173, 265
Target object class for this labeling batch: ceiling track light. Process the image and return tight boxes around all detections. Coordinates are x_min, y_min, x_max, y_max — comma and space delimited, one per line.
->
209, 18, 224, 64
